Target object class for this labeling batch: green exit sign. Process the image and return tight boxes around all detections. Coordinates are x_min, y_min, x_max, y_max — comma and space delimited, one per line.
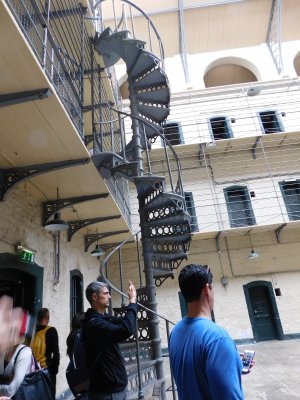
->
20, 250, 35, 263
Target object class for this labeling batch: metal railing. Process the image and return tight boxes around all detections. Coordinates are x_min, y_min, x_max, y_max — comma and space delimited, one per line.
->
6, 0, 85, 135
5, 0, 131, 227
100, 231, 177, 400
107, 105, 185, 197
94, 0, 165, 69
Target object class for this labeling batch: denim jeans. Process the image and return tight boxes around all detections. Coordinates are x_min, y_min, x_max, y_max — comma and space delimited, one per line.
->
88, 389, 127, 400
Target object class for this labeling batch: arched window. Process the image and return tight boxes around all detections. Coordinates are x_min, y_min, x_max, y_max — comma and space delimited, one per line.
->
70, 269, 83, 322
224, 185, 256, 227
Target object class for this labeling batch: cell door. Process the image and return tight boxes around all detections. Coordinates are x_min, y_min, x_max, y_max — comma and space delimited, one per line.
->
244, 281, 284, 342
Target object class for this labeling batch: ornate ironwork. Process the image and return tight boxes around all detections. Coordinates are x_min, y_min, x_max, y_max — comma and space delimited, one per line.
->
67, 215, 121, 241
0, 158, 89, 201
84, 230, 129, 251
42, 193, 109, 226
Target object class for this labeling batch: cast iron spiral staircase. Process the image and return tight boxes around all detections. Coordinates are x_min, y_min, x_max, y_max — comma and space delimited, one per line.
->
93, 25, 191, 287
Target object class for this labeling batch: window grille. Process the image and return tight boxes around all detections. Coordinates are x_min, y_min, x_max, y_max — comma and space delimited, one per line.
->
224, 186, 256, 227
279, 180, 300, 220
70, 270, 83, 323
209, 116, 233, 140
258, 110, 284, 134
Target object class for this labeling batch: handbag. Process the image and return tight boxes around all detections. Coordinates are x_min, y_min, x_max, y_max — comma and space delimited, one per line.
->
12, 346, 52, 400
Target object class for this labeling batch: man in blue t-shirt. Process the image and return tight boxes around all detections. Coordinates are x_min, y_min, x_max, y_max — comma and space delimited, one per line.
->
169, 264, 245, 400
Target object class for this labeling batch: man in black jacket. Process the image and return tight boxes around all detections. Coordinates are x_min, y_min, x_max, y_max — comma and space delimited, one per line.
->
83, 280, 137, 400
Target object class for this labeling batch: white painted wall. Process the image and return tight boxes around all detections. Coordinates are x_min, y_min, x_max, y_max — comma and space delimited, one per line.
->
0, 185, 100, 396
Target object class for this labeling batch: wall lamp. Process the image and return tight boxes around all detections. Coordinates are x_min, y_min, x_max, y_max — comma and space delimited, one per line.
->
44, 188, 68, 232
90, 244, 105, 257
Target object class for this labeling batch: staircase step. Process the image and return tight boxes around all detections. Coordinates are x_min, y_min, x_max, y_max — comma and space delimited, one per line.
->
136, 86, 170, 106
152, 252, 187, 261
137, 103, 169, 124
144, 212, 191, 227
133, 67, 169, 89
129, 51, 161, 79
92, 152, 138, 180
153, 268, 174, 279
137, 120, 162, 142
151, 233, 192, 244
135, 176, 166, 197
123, 39, 146, 71
93, 27, 124, 67
142, 192, 185, 211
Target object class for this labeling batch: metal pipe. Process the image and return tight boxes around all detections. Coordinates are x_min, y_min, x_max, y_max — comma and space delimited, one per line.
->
118, 248, 125, 306
136, 233, 143, 287
166, 320, 177, 400
135, 320, 144, 399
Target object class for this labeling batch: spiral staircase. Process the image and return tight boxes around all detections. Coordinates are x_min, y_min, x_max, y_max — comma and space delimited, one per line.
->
92, 7, 191, 399
93, 27, 191, 287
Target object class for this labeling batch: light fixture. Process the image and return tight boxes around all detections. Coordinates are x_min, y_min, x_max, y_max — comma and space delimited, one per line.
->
247, 85, 264, 97
248, 233, 259, 260
90, 244, 105, 257
221, 276, 229, 287
248, 249, 259, 260
44, 188, 68, 232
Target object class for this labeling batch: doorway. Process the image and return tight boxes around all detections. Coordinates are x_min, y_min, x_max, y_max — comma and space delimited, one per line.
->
244, 280, 284, 341
0, 253, 43, 315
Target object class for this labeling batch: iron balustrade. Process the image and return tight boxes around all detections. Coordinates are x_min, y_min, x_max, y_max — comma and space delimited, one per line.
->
100, 231, 177, 400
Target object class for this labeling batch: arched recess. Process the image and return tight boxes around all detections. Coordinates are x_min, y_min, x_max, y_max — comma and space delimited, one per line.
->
0, 253, 43, 315
204, 56, 260, 88
293, 52, 300, 76
243, 280, 284, 342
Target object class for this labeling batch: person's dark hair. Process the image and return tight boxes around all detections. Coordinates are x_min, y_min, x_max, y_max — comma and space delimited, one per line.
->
37, 308, 49, 323
67, 311, 86, 357
71, 311, 85, 330
179, 264, 213, 303
85, 281, 108, 305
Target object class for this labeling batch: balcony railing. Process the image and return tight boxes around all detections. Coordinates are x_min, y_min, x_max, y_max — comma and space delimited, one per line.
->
5, 0, 131, 228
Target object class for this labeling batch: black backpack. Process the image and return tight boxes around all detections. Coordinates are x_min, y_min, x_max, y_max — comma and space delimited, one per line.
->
66, 330, 91, 397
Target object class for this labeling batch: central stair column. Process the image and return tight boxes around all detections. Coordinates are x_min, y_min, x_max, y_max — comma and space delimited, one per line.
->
129, 86, 166, 397
142, 238, 165, 398
129, 83, 144, 177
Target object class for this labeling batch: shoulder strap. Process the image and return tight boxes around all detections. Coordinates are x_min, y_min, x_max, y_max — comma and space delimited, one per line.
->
13, 345, 27, 365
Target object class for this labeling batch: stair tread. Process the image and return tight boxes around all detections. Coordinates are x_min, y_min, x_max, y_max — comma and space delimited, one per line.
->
142, 192, 185, 210
150, 233, 192, 243
136, 86, 170, 106
153, 268, 174, 278
144, 212, 191, 226
152, 252, 187, 261
137, 103, 169, 124
129, 51, 161, 79
133, 67, 169, 89
142, 120, 162, 139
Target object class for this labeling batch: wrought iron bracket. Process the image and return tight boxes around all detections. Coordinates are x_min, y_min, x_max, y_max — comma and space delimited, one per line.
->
0, 88, 51, 108
251, 137, 260, 159
68, 215, 121, 241
110, 161, 139, 181
84, 230, 129, 252
0, 158, 90, 201
42, 193, 109, 226
275, 223, 287, 243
